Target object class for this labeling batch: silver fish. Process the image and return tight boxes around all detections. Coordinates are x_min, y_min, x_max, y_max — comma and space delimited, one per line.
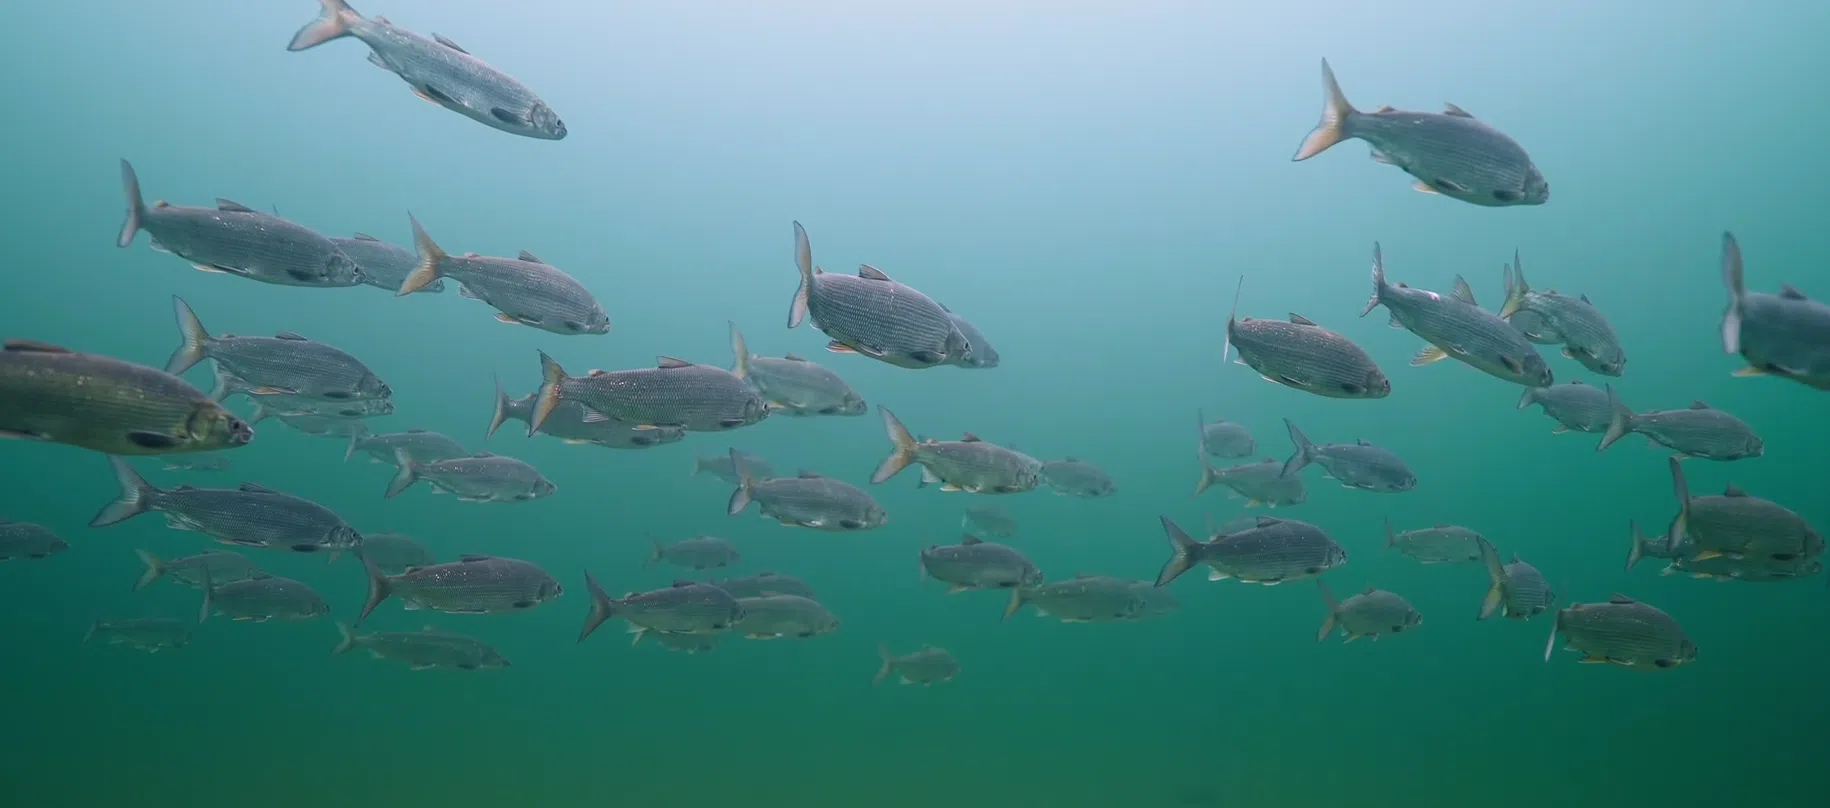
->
787, 222, 968, 369
1657, 457, 1821, 564
728, 456, 888, 532
1293, 59, 1547, 206
355, 532, 435, 574
1194, 457, 1307, 507
242, 389, 395, 421
1476, 537, 1555, 621
710, 571, 816, 600
962, 503, 1019, 538
649, 632, 721, 654
1498, 252, 1625, 375
92, 458, 362, 555
1126, 581, 1181, 620
692, 451, 773, 484
1544, 594, 1696, 670
1361, 243, 1553, 387
1225, 278, 1389, 398
0, 340, 252, 455
579, 575, 744, 643
1004, 574, 1160, 623
288, 0, 566, 139
117, 160, 362, 287
346, 429, 467, 466
162, 454, 231, 472
1041, 458, 1116, 498
133, 548, 264, 591
85, 618, 192, 652
1597, 386, 1762, 461
1198, 409, 1256, 458
488, 379, 684, 450
1518, 380, 1612, 434
734, 595, 839, 640
647, 536, 741, 571
167, 297, 390, 403
258, 412, 370, 439
399, 217, 607, 334
942, 311, 1000, 369
201, 573, 329, 623
873, 408, 1041, 494
920, 534, 1043, 593
0, 521, 67, 561
1719, 232, 1830, 390
358, 554, 563, 624
729, 324, 866, 416
1317, 580, 1421, 643
532, 352, 768, 434
1662, 554, 1823, 583
1280, 419, 1415, 493
873, 644, 959, 686
333, 623, 509, 670
1383, 520, 1482, 565
1155, 515, 1346, 587
333, 233, 445, 293
384, 451, 555, 503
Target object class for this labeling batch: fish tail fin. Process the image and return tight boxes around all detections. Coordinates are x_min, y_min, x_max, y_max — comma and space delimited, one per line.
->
871, 407, 919, 484
486, 375, 511, 439
578, 570, 617, 643
1193, 456, 1220, 497
691, 457, 705, 478
343, 432, 364, 463
165, 296, 212, 375
1596, 384, 1634, 452
117, 159, 146, 248
382, 449, 420, 498
1382, 518, 1396, 549
1315, 579, 1340, 642
91, 457, 156, 527
726, 449, 755, 515
288, 0, 359, 51
872, 643, 895, 686
530, 351, 570, 436
1542, 609, 1562, 662
1516, 386, 1538, 410
198, 567, 215, 624
332, 621, 357, 655
132, 549, 164, 591
1498, 249, 1530, 319
1720, 231, 1745, 355
1222, 276, 1243, 365
1666, 456, 1691, 548
1154, 516, 1200, 587
728, 321, 750, 379
247, 399, 274, 425
1001, 587, 1029, 621
397, 213, 447, 296
1476, 536, 1505, 621
1626, 519, 1650, 571
83, 620, 100, 644
356, 552, 390, 626
1279, 418, 1315, 478
788, 221, 814, 328
1292, 58, 1357, 161
1358, 242, 1387, 317
645, 536, 663, 568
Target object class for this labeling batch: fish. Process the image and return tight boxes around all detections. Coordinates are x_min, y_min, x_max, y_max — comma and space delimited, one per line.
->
1383, 520, 1483, 565
647, 536, 741, 571
353, 532, 434, 574
1657, 457, 1822, 564
332, 233, 444, 293
333, 623, 509, 670
1292, 59, 1548, 206
1155, 515, 1346, 587
1544, 594, 1696, 669
346, 429, 467, 467
240, 389, 395, 421
162, 454, 231, 472
787, 222, 968, 368
384, 450, 555, 503
200, 572, 330, 623
1475, 537, 1555, 620
709, 571, 817, 600
1198, 410, 1256, 458
873, 644, 960, 686
0, 521, 67, 561
1194, 457, 1306, 507
488, 378, 685, 449
288, 0, 567, 139
1517, 380, 1613, 434
1597, 386, 1762, 461
531, 352, 768, 434
1360, 243, 1554, 387
1279, 419, 1416, 493
1498, 252, 1625, 376
357, 554, 564, 624
116, 160, 362, 287
255, 412, 371, 439
649, 632, 721, 654
166, 297, 391, 403
1719, 232, 1830, 390
1316, 580, 1421, 642
728, 454, 888, 531
84, 618, 192, 653
1662, 554, 1823, 583
0, 340, 253, 455
734, 595, 840, 640
961, 503, 1019, 538
398, 217, 608, 334
1040, 458, 1116, 498
133, 549, 264, 591
1126, 581, 1181, 619
920, 534, 1043, 593
1624, 520, 1689, 571
942, 312, 1000, 369
91, 458, 363, 555
729, 324, 867, 416
872, 408, 1042, 494
578, 575, 744, 643
1225, 278, 1389, 398
692, 451, 773, 484
1003, 574, 1160, 622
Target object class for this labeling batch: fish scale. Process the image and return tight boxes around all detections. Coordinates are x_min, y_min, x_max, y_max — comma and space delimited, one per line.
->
1229, 314, 1389, 398
1355, 112, 1539, 199
1156, 516, 1345, 587
1549, 597, 1694, 668
921, 536, 1041, 590
790, 223, 964, 368
360, 555, 563, 623
1666, 458, 1820, 561
580, 576, 744, 640
1720, 232, 1830, 389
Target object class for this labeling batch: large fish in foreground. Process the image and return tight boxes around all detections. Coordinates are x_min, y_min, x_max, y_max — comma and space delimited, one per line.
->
287, 0, 567, 139
0, 340, 252, 455
1719, 231, 1830, 390
1361, 243, 1553, 387
872, 408, 1041, 494
1657, 457, 1821, 564
787, 222, 968, 369
399, 217, 608, 334
1292, 59, 1548, 207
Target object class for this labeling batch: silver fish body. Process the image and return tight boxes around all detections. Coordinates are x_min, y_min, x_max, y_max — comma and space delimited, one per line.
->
1041, 458, 1116, 498
0, 340, 253, 455
333, 233, 444, 293
728, 466, 888, 531
400, 219, 606, 333
788, 223, 967, 368
962, 503, 1019, 538
730, 325, 866, 416
347, 429, 467, 466
1004, 575, 1160, 622
648, 536, 741, 571
133, 548, 264, 590
1662, 553, 1823, 583
650, 632, 722, 654
1598, 387, 1762, 461
1361, 244, 1553, 387
167, 297, 390, 402
920, 535, 1042, 592
354, 532, 434, 574
203, 575, 329, 622
1228, 311, 1389, 399
1499, 254, 1625, 375
1545, 595, 1696, 669
1156, 515, 1346, 587
91, 459, 362, 554
384, 451, 555, 502
1317, 580, 1421, 642
942, 312, 1000, 369
0, 521, 67, 561
1476, 537, 1555, 621
1198, 411, 1256, 457
359, 554, 563, 623
1384, 520, 1482, 564
580, 576, 744, 641
334, 624, 509, 670
162, 454, 231, 472
241, 389, 395, 421
117, 161, 361, 287
1518, 381, 1612, 434
734, 595, 839, 639
873, 408, 1041, 494
534, 353, 767, 434
1280, 419, 1415, 493
489, 383, 684, 449
1662, 457, 1821, 564
710, 572, 816, 600
260, 413, 370, 439
1719, 232, 1830, 390
692, 451, 772, 484
874, 645, 959, 686
85, 618, 192, 652
1195, 457, 1307, 506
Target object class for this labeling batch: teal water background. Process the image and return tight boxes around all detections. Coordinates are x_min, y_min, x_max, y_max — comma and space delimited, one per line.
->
5, 1, 1829, 805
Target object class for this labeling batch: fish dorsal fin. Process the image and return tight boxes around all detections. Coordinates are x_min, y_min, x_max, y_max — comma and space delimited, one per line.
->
432, 33, 470, 54
1356, 438, 1371, 446
657, 356, 693, 369
406, 428, 427, 434
374, 15, 391, 23
3, 340, 71, 354
216, 198, 257, 213
783, 353, 808, 362
1780, 284, 1807, 300
1450, 276, 1478, 305
1689, 400, 1710, 410
671, 580, 696, 588
1373, 105, 1396, 113
1288, 313, 1318, 326
1443, 103, 1474, 118
236, 482, 277, 494
1723, 483, 1748, 497
1570, 379, 1586, 386
351, 232, 381, 242
1512, 552, 1522, 564
961, 433, 983, 443
1254, 516, 1281, 528
459, 554, 494, 562
516, 250, 544, 264
1363, 586, 1376, 595
797, 469, 823, 478
1608, 593, 1635, 604
470, 451, 495, 458
960, 534, 984, 545
1579, 293, 1592, 303
274, 331, 308, 341
402, 565, 425, 573
856, 264, 892, 281
172, 484, 197, 492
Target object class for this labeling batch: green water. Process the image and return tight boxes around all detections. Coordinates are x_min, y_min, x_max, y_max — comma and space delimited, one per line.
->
6, 1, 1829, 805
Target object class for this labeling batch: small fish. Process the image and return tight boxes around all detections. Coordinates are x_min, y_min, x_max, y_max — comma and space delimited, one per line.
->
354, 532, 435, 574
333, 233, 445, 293
734, 595, 839, 640
333, 623, 509, 670
873, 644, 960, 686
1656, 457, 1822, 564
1041, 458, 1115, 498
942, 312, 1000, 369
1517, 380, 1612, 434
1498, 252, 1625, 376
1280, 419, 1415, 493
1155, 516, 1346, 587
1360, 243, 1554, 387
241, 389, 395, 421
1597, 386, 1762, 461
1476, 537, 1555, 621
399, 217, 607, 334
961, 503, 1019, 538
166, 297, 391, 403
488, 378, 684, 449
1662, 554, 1823, 583
258, 412, 371, 439
579, 575, 744, 643
1316, 580, 1421, 643
1195, 457, 1307, 507
649, 632, 721, 654
729, 324, 867, 416
91, 458, 362, 554
710, 571, 816, 600
1224, 278, 1389, 398
1383, 520, 1482, 565
384, 450, 555, 503
84, 618, 191, 653
200, 572, 329, 623
346, 429, 467, 466
647, 536, 741, 571
1292, 59, 1548, 206
133, 549, 264, 591
1624, 520, 1689, 571
728, 453, 888, 531
358, 554, 563, 624
1719, 232, 1830, 390
0, 521, 67, 561
532, 352, 767, 434
1004, 574, 1158, 622
1198, 409, 1256, 458
0, 340, 252, 455
920, 534, 1043, 593
1544, 594, 1696, 669
872, 408, 1041, 494
288, 0, 567, 139
162, 454, 231, 472
117, 160, 362, 287
692, 450, 773, 484
787, 222, 968, 368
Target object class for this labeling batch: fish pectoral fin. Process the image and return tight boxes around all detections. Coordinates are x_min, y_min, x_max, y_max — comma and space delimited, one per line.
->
0, 428, 48, 441
192, 263, 249, 277
493, 313, 527, 326
1368, 148, 1394, 165
1412, 180, 1441, 195
824, 341, 859, 354
1410, 345, 1449, 365
1731, 366, 1769, 377
1550, 426, 1569, 434
1576, 655, 1611, 664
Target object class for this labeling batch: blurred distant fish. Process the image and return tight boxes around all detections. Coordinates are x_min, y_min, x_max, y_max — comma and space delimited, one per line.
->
787, 222, 968, 369
92, 458, 363, 555
729, 324, 867, 416
873, 408, 1041, 494
1498, 252, 1625, 376
1719, 232, 1830, 390
1127, 580, 1180, 619
1662, 553, 1822, 583
711, 571, 816, 600
346, 429, 467, 466
532, 352, 767, 434
116, 160, 363, 287
734, 595, 839, 640
355, 532, 434, 574
134, 548, 264, 591
85, 618, 191, 653
166, 297, 391, 403
941, 311, 999, 369
1155, 515, 1345, 587
1004, 574, 1160, 623
1224, 279, 1389, 399
201, 572, 329, 623
1198, 410, 1256, 458
692, 450, 773, 484
1316, 580, 1421, 643
1361, 243, 1553, 387
962, 503, 1018, 538
0, 520, 66, 561
579, 575, 743, 644
873, 644, 959, 686
1544, 594, 1695, 669
332, 233, 444, 293
1383, 520, 1482, 565
257, 412, 370, 439
1040, 458, 1115, 498
1476, 537, 1554, 621
920, 534, 1042, 593
0, 340, 253, 455
647, 536, 741, 571
649, 631, 721, 654
287, 0, 568, 140
384, 450, 555, 503
489, 379, 684, 450
162, 454, 231, 472
358, 554, 563, 624
1517, 380, 1612, 435
1657, 457, 1821, 564
399, 217, 607, 334
242, 390, 395, 421
1194, 457, 1306, 507
333, 623, 509, 670
728, 453, 887, 531
1597, 386, 1762, 461
1280, 419, 1415, 493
